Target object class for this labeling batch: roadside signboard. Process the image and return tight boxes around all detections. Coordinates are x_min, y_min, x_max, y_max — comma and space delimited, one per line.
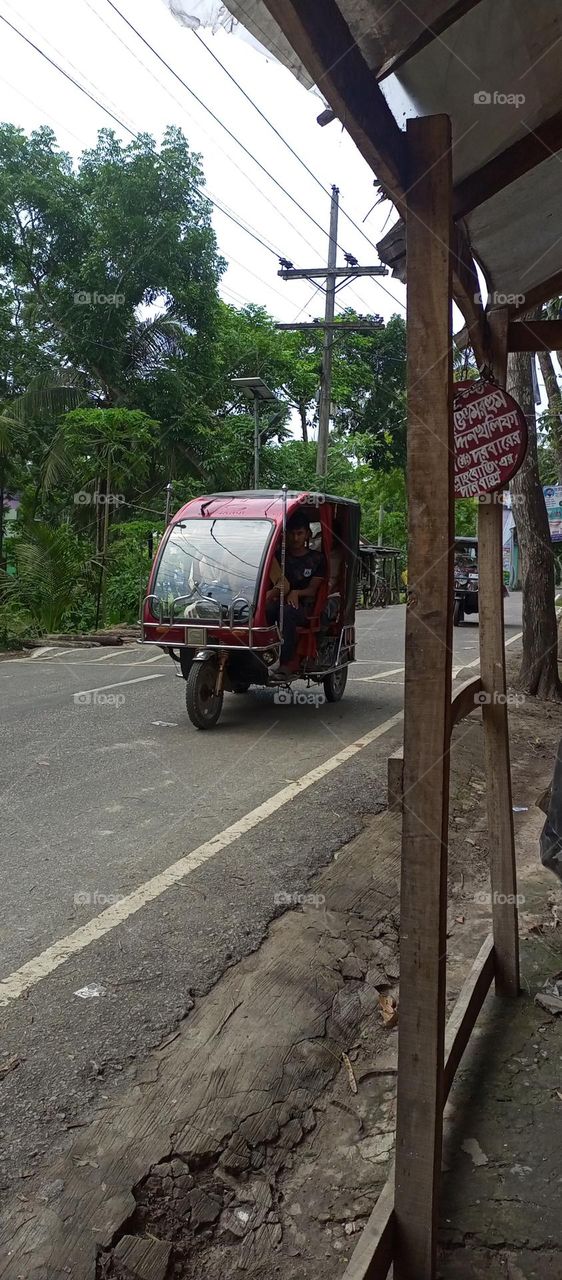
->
543, 485, 562, 542
453, 379, 527, 499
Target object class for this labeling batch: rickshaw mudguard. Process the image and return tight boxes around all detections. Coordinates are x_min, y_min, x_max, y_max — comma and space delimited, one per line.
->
191, 647, 219, 664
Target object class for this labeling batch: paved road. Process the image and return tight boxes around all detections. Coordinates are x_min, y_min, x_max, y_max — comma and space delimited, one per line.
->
0, 597, 522, 1195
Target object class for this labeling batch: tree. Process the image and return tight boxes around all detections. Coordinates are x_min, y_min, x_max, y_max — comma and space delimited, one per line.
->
279, 312, 407, 464
46, 407, 159, 626
0, 123, 224, 408
508, 349, 561, 699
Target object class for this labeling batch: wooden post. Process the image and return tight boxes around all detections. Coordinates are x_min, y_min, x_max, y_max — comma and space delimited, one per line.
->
478, 308, 520, 996
394, 115, 453, 1280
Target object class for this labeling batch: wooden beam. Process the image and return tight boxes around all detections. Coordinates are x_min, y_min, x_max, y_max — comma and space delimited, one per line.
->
443, 934, 495, 1097
509, 270, 562, 316
376, 0, 486, 81
394, 114, 453, 1280
388, 748, 404, 812
378, 221, 489, 362
261, 0, 407, 210
341, 1176, 395, 1280
454, 107, 562, 217
449, 674, 483, 728
263, 0, 489, 361
478, 309, 520, 997
507, 319, 562, 352
451, 225, 489, 366
343, 933, 494, 1280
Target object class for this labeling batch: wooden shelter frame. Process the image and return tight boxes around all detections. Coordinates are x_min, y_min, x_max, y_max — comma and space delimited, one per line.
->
255, 1, 562, 1275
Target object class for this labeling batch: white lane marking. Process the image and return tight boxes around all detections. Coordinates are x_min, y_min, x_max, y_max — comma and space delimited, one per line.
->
0, 709, 404, 1005
74, 674, 165, 696
356, 666, 404, 682
136, 652, 168, 663
453, 630, 522, 674
63, 648, 135, 662
353, 630, 523, 684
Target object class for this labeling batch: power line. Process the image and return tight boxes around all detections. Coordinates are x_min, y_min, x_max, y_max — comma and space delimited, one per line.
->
81, 0, 327, 267
2, 0, 139, 135
105, 2, 355, 261
191, 28, 390, 263
0, 10, 138, 136
103, 2, 403, 315
0, 9, 302, 273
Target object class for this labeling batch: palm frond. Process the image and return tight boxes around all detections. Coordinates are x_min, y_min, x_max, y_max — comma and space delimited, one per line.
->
127, 315, 187, 372
8, 371, 86, 424
41, 427, 74, 493
0, 411, 21, 456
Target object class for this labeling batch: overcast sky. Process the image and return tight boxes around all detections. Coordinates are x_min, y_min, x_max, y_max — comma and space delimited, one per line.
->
0, 0, 407, 326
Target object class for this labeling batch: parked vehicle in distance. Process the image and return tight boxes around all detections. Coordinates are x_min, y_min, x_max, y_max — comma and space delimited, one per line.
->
453, 535, 479, 626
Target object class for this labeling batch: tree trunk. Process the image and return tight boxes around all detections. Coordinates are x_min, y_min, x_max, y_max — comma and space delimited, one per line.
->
537, 348, 562, 481
508, 349, 561, 699
298, 402, 308, 444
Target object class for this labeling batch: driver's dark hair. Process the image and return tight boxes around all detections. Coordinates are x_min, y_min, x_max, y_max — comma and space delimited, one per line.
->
287, 510, 310, 532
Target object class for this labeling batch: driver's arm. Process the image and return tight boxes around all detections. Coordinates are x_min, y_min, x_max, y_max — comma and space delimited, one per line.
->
291, 575, 323, 603
268, 556, 290, 598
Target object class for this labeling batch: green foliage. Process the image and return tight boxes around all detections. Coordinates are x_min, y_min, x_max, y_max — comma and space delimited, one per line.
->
0, 123, 414, 642
1, 521, 96, 633
104, 519, 163, 625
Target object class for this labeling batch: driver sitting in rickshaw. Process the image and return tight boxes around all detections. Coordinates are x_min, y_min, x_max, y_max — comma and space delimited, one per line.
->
266, 511, 327, 674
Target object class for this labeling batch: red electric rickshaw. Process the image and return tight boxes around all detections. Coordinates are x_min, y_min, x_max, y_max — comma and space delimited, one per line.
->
140, 490, 360, 729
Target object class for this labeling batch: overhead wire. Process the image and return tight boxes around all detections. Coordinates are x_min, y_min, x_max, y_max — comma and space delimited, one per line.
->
191, 27, 392, 264
105, 1, 362, 264
0, 8, 314, 285
2, 1, 332, 318
1, 2, 404, 336
81, 0, 329, 268
102, 0, 401, 314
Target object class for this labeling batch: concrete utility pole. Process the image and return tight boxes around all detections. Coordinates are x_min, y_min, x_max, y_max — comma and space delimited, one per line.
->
317, 185, 339, 478
277, 184, 388, 479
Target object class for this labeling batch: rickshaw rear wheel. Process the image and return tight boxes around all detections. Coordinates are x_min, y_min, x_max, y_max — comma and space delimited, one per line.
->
186, 659, 224, 729
453, 600, 464, 626
323, 665, 348, 702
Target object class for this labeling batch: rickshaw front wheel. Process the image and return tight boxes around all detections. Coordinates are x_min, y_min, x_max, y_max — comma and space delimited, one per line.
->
323, 665, 348, 703
186, 659, 224, 729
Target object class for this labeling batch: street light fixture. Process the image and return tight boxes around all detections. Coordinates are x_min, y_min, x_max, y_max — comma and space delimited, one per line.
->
232, 376, 276, 489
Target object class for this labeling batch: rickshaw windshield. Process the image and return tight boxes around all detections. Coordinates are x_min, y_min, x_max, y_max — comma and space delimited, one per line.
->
152, 518, 273, 620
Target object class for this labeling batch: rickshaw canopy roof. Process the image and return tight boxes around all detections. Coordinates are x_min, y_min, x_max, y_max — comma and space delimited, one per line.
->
173, 490, 361, 524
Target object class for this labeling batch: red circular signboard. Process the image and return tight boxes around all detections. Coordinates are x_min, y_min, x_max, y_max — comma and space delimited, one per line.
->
453, 379, 527, 500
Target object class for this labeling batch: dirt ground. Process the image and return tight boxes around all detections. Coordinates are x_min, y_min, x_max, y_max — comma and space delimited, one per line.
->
94, 654, 562, 1280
